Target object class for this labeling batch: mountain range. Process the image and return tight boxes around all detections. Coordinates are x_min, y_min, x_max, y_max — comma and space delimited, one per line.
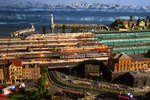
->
0, 0, 150, 10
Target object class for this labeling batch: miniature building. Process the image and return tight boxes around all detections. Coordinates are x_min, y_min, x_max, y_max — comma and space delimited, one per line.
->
108, 53, 150, 72
22, 64, 40, 81
0, 60, 41, 84
85, 64, 100, 78
7, 60, 23, 83
123, 21, 136, 29
117, 17, 150, 30
123, 21, 130, 28
138, 19, 145, 27
0, 68, 4, 83
113, 72, 150, 87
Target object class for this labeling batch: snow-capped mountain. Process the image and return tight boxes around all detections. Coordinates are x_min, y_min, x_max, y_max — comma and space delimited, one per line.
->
0, 0, 150, 10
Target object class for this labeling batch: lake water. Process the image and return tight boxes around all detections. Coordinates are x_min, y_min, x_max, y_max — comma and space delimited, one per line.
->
0, 8, 150, 36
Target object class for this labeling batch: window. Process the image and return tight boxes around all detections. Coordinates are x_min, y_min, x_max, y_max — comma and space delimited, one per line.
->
138, 64, 140, 67
141, 64, 143, 67
124, 60, 126, 63
11, 68, 14, 71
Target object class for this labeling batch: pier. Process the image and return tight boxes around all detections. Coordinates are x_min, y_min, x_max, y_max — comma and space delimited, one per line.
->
53, 24, 109, 30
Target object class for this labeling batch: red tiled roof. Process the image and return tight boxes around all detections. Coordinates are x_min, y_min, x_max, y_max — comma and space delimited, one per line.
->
129, 21, 136, 24
123, 21, 136, 25
123, 21, 128, 24
11, 59, 22, 66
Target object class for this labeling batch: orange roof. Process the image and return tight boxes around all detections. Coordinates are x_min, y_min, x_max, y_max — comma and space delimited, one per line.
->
129, 21, 136, 24
123, 21, 128, 24
11, 59, 22, 66
123, 21, 137, 25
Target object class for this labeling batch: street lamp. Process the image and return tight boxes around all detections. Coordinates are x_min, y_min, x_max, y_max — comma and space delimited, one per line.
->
100, 72, 103, 82
100, 72, 103, 88
127, 92, 134, 98
127, 93, 131, 96
130, 94, 133, 98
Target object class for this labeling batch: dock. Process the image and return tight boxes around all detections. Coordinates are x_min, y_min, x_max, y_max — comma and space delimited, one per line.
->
53, 24, 109, 30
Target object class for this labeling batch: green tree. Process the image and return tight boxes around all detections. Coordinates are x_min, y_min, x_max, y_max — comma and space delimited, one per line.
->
146, 16, 150, 20
8, 90, 41, 100
38, 66, 48, 96
137, 18, 142, 24
130, 16, 133, 21
62, 24, 66, 33
38, 73, 47, 95
111, 18, 125, 29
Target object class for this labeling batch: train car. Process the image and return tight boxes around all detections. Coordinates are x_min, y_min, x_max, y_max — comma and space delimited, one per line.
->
93, 45, 109, 51
60, 45, 109, 53
62, 89, 85, 98
76, 33, 93, 38
61, 48, 84, 52
118, 95, 137, 100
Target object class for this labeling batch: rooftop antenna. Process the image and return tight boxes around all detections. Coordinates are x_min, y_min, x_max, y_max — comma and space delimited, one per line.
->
50, 14, 55, 33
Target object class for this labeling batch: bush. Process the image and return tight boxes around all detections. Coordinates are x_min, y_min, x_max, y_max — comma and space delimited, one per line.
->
8, 90, 41, 100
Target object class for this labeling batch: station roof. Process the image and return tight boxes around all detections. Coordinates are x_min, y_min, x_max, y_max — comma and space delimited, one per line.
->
127, 71, 150, 78
113, 52, 131, 60
128, 54, 150, 61
112, 52, 150, 61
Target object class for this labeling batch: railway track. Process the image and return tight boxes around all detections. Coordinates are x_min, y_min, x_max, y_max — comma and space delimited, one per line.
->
47, 70, 97, 94
47, 70, 123, 95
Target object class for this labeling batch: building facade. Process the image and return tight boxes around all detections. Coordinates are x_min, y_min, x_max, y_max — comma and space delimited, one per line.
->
123, 21, 136, 29
138, 19, 145, 27
0, 60, 41, 84
108, 53, 150, 72
22, 64, 40, 81
0, 68, 4, 83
